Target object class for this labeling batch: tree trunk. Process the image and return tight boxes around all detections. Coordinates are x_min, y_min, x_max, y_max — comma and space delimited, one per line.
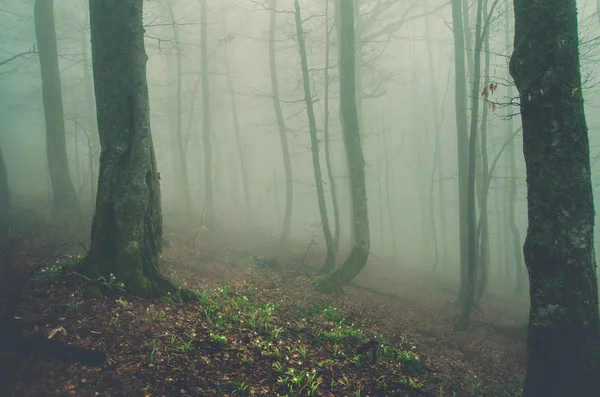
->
294, 0, 336, 273
34, 0, 80, 216
269, 0, 294, 243
0, 142, 9, 213
85, 0, 175, 297
450, 0, 470, 302
81, 9, 98, 208
456, 0, 485, 330
335, 0, 356, 247
200, 0, 213, 226
222, 21, 251, 221
425, 15, 448, 271
166, 0, 193, 218
314, 0, 370, 294
474, 0, 491, 304
510, 0, 600, 395
323, 0, 341, 255
382, 128, 398, 263
504, 3, 526, 296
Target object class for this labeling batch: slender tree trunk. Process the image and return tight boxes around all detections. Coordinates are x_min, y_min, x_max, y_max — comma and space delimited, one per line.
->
475, 0, 491, 303
510, 0, 600, 394
85, 0, 181, 298
462, 0, 474, 77
167, 0, 193, 218
222, 22, 251, 220
269, 0, 294, 243
382, 127, 398, 263
315, 0, 370, 294
200, 0, 213, 226
34, 0, 80, 216
274, 169, 281, 231
377, 158, 385, 253
425, 15, 449, 271
450, 0, 470, 302
294, 0, 335, 273
335, 0, 356, 247
0, 142, 9, 213
323, 0, 340, 255
456, 0, 485, 329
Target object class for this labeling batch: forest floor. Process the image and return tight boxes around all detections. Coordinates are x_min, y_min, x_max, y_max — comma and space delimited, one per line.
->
0, 211, 527, 396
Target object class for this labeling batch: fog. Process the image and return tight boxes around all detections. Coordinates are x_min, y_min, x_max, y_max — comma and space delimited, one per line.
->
0, 0, 600, 397
1, 0, 599, 284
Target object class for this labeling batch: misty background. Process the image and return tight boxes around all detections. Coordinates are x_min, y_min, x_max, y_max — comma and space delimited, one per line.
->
1, 0, 599, 290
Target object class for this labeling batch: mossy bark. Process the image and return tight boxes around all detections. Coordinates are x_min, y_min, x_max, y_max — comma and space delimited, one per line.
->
510, 0, 600, 395
85, 0, 183, 299
34, 0, 80, 216
314, 0, 370, 294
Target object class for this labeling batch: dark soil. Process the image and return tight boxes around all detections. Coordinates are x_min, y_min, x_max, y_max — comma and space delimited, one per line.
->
0, 213, 526, 396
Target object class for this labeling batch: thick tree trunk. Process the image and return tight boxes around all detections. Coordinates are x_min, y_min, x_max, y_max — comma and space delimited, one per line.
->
510, 0, 600, 395
222, 21, 251, 220
294, 0, 336, 273
167, 0, 193, 218
450, 0, 470, 302
34, 0, 80, 216
323, 0, 341, 255
199, 0, 213, 226
269, 0, 294, 243
85, 0, 173, 297
314, 0, 370, 294
0, 143, 8, 213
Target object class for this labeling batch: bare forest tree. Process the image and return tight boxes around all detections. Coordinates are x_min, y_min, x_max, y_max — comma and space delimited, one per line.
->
200, 0, 214, 226
449, 0, 470, 304
84, 0, 189, 298
34, 0, 80, 216
269, 0, 294, 242
166, 0, 193, 218
315, 0, 370, 294
511, 0, 600, 395
221, 20, 252, 220
293, 0, 336, 273
323, 0, 341, 255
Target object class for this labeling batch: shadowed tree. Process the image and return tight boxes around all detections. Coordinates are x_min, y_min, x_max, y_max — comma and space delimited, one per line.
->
510, 0, 600, 395
34, 0, 80, 216
84, 0, 191, 298
314, 0, 370, 294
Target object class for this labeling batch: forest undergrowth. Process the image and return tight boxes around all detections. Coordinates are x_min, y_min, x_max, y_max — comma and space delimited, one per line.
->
0, 212, 526, 396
